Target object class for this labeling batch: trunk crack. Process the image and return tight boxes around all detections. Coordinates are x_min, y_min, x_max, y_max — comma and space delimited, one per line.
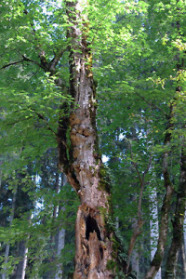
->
86, 215, 101, 241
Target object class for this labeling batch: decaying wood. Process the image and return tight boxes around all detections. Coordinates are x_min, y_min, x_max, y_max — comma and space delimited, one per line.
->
57, 1, 115, 277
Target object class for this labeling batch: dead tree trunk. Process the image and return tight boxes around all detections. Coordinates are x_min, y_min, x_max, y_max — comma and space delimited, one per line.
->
56, 1, 115, 278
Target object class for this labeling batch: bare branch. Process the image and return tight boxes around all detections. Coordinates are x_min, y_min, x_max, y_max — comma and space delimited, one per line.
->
48, 48, 67, 74
22, 55, 42, 68
0, 56, 43, 71
0, 59, 24, 70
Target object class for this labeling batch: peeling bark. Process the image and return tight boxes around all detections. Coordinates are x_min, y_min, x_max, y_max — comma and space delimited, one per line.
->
56, 1, 115, 277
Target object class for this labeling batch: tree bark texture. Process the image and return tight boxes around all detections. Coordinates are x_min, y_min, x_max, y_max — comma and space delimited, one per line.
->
55, 226, 66, 279
57, 1, 115, 278
164, 147, 186, 279
149, 187, 162, 279
13, 241, 28, 279
164, 13, 185, 277
54, 174, 67, 279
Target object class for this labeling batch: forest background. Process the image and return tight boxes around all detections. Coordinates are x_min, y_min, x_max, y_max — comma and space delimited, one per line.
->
0, 0, 185, 278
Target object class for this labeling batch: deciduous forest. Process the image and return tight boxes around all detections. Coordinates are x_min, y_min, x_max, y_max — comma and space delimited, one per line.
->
0, 0, 185, 278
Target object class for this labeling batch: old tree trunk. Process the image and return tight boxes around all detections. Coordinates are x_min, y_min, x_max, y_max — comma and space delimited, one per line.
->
57, 1, 115, 278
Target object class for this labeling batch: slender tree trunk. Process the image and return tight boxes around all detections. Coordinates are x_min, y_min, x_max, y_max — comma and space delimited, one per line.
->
149, 187, 162, 279
2, 246, 10, 279
163, 10, 185, 276
181, 242, 186, 278
12, 210, 32, 279
54, 174, 67, 279
164, 147, 186, 279
13, 241, 28, 279
131, 249, 140, 278
55, 226, 66, 279
127, 144, 151, 273
57, 1, 115, 278
145, 104, 174, 279
2, 187, 17, 279
184, 216, 186, 277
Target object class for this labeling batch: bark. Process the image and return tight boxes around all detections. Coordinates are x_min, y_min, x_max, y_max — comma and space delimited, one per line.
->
13, 241, 28, 279
54, 174, 67, 279
55, 226, 66, 279
56, 1, 115, 278
131, 249, 140, 278
184, 216, 186, 273
145, 104, 174, 279
164, 147, 186, 279
1, 4, 115, 276
2, 245, 10, 279
163, 9, 185, 277
181, 243, 186, 278
12, 209, 32, 279
149, 187, 162, 279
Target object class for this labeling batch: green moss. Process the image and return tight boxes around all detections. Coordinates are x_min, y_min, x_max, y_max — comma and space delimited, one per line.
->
112, 237, 120, 253
107, 259, 116, 271
98, 206, 107, 216
89, 165, 96, 174
93, 101, 98, 108
98, 165, 111, 193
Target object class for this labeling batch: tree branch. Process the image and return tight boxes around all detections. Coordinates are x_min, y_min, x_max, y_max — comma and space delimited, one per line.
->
22, 55, 42, 68
0, 56, 43, 71
48, 48, 67, 74
0, 59, 24, 70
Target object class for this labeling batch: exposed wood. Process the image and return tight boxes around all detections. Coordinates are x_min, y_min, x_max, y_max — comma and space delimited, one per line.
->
58, 1, 115, 277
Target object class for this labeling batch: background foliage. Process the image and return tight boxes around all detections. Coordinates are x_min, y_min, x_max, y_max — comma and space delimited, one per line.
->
0, 0, 185, 278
